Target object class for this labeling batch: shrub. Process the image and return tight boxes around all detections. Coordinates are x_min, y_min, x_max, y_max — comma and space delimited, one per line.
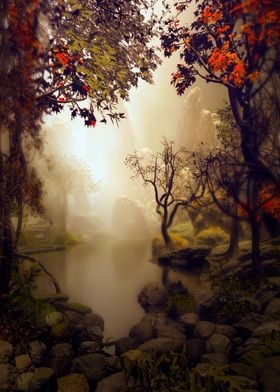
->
152, 233, 188, 257
196, 226, 229, 248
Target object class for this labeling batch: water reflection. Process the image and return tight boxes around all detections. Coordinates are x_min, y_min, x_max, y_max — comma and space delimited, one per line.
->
39, 239, 210, 339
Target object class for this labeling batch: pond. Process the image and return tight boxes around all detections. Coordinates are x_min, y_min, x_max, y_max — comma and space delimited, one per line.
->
39, 239, 211, 340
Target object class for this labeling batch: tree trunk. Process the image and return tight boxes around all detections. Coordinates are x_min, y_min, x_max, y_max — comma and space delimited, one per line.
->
250, 217, 263, 278
161, 221, 171, 247
225, 217, 239, 259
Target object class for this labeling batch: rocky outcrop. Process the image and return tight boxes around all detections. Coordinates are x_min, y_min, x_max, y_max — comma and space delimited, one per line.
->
158, 247, 211, 271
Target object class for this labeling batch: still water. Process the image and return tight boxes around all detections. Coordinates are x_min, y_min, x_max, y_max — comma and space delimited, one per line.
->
39, 239, 210, 340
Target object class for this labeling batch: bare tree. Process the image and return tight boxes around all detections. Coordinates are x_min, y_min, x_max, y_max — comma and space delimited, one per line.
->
125, 139, 204, 247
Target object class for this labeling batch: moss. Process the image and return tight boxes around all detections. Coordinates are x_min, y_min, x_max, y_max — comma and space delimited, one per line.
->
195, 226, 229, 248
165, 292, 196, 317
171, 221, 194, 242
152, 233, 188, 257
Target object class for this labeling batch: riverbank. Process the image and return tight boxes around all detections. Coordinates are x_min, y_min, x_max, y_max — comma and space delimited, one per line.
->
0, 238, 279, 391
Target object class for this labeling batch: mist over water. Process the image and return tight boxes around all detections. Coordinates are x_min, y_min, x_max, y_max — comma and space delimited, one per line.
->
36, 57, 224, 338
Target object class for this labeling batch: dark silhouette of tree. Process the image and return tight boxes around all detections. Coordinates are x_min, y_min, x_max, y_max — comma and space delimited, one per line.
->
126, 139, 204, 247
161, 0, 280, 275
0, 0, 161, 295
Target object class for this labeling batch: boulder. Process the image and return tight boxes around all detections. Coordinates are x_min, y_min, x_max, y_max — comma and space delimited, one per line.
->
215, 324, 236, 338
137, 338, 184, 353
95, 372, 136, 392
64, 311, 83, 327
235, 313, 266, 337
206, 334, 231, 355
115, 337, 140, 356
138, 284, 168, 311
29, 341, 46, 366
72, 354, 105, 383
0, 364, 17, 391
257, 356, 280, 392
17, 367, 56, 392
229, 376, 258, 390
79, 342, 101, 354
252, 321, 280, 337
15, 355, 32, 372
45, 311, 64, 327
129, 320, 153, 343
56, 302, 92, 315
229, 363, 257, 381
154, 318, 186, 341
104, 356, 122, 373
57, 373, 90, 392
179, 313, 199, 329
201, 353, 229, 365
48, 343, 74, 376
194, 321, 215, 338
0, 341, 13, 364
264, 298, 280, 317
82, 313, 105, 331
158, 247, 210, 271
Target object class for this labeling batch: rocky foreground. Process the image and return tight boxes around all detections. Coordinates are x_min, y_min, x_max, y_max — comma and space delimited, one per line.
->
0, 241, 279, 391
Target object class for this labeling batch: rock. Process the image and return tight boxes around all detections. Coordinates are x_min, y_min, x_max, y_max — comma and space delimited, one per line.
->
57, 373, 90, 392
72, 354, 105, 383
45, 311, 64, 327
235, 313, 266, 337
115, 337, 140, 356
154, 318, 186, 341
95, 372, 136, 392
87, 326, 104, 341
215, 324, 236, 338
252, 321, 280, 337
51, 319, 70, 338
15, 355, 32, 371
193, 363, 213, 377
0, 341, 13, 364
65, 311, 83, 327
264, 298, 280, 317
137, 338, 184, 353
185, 339, 205, 363
79, 341, 101, 354
104, 356, 122, 373
257, 356, 280, 392
82, 313, 105, 331
17, 367, 56, 392
17, 373, 34, 392
158, 247, 210, 271
56, 302, 92, 315
29, 341, 46, 366
194, 321, 215, 338
48, 343, 74, 376
179, 313, 199, 328
229, 375, 258, 389
206, 334, 231, 355
0, 364, 17, 391
229, 363, 257, 381
129, 320, 154, 343
138, 284, 168, 311
267, 277, 280, 288
36, 293, 69, 303
201, 353, 229, 365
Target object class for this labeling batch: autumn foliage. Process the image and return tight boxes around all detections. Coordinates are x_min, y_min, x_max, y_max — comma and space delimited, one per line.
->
162, 0, 280, 93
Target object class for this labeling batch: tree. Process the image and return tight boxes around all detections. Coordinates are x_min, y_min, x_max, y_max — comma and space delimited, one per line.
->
161, 0, 280, 275
196, 105, 280, 270
0, 0, 161, 295
125, 139, 203, 247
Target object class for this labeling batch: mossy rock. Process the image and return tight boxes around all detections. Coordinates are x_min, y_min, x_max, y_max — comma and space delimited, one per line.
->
51, 321, 69, 338
152, 233, 188, 257
166, 292, 196, 318
195, 226, 229, 248
58, 373, 89, 392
